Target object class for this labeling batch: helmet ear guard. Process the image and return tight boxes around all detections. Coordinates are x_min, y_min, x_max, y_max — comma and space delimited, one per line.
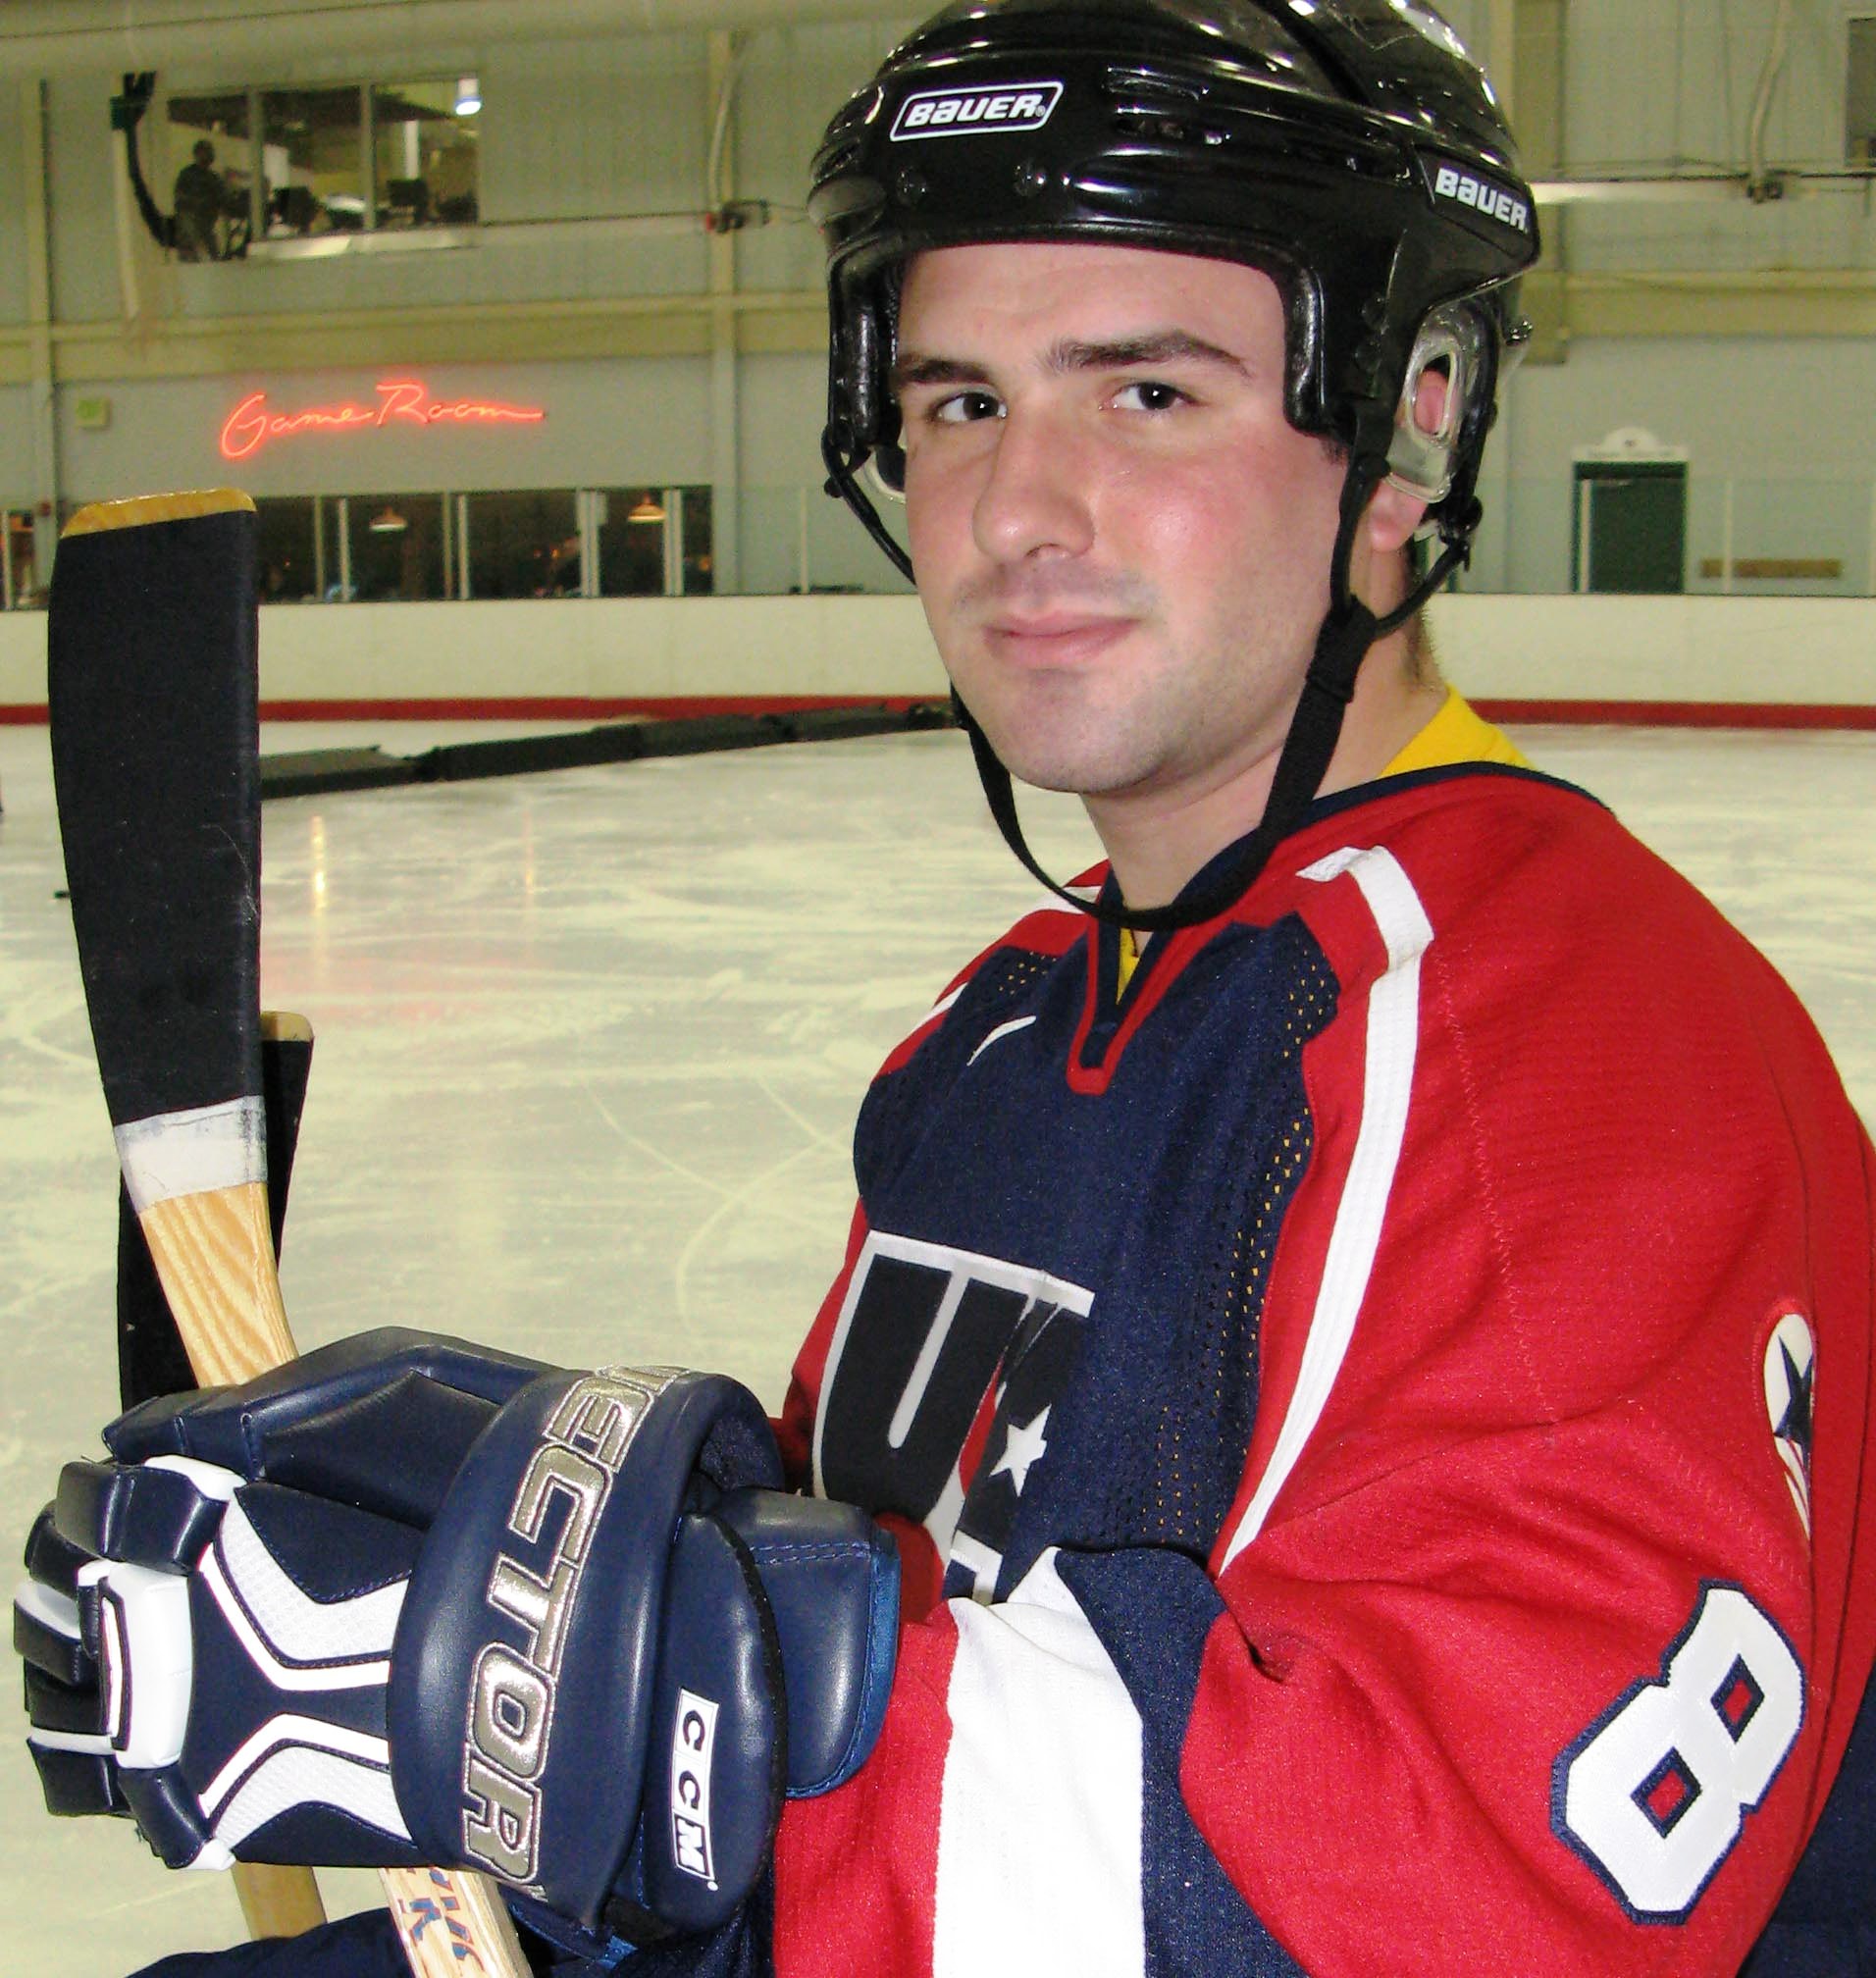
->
1386, 302, 1489, 511
866, 442, 907, 501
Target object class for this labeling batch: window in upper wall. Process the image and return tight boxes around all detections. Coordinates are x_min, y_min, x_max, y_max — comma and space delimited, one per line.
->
165, 91, 257, 259
1850, 17, 1876, 166
373, 79, 481, 227
596, 490, 669, 598
261, 86, 368, 238
166, 77, 480, 248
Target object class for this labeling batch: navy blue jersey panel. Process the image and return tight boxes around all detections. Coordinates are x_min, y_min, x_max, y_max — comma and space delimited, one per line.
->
1059, 1550, 1307, 1978
1739, 1660, 1876, 1976
841, 910, 1335, 1593
853, 945, 1067, 1201
605, 1866, 775, 1978
126, 1910, 418, 1978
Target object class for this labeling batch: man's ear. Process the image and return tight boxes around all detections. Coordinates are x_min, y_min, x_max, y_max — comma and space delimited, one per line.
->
1362, 365, 1452, 555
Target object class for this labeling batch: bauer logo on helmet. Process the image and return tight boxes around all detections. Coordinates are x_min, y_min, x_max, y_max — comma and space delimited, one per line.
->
891, 81, 1064, 141
1431, 161, 1533, 234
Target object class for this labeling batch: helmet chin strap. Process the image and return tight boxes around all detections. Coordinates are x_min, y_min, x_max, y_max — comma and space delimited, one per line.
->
824, 430, 1474, 934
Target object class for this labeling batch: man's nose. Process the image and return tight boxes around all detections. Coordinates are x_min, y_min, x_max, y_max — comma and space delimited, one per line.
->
971, 404, 1096, 564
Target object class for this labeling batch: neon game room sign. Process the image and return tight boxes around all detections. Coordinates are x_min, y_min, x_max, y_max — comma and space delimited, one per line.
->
220, 378, 547, 460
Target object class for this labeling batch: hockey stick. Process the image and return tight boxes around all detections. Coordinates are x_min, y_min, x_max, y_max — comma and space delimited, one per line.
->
49, 491, 531, 1978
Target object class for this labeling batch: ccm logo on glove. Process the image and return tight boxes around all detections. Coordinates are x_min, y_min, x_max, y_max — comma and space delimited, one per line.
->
671, 1691, 719, 1888
464, 1369, 665, 1886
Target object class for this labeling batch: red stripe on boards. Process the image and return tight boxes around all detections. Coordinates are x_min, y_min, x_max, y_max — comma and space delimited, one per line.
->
5, 696, 1876, 728
1470, 700, 1876, 732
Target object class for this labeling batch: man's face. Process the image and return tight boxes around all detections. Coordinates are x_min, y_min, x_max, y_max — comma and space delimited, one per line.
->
895, 242, 1349, 817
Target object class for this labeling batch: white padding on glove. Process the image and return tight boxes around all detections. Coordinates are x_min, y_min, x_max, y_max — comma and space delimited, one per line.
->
206, 1494, 404, 1685
78, 1559, 192, 1771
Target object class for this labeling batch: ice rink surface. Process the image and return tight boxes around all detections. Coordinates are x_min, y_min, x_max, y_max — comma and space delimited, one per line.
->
2, 715, 1872, 1974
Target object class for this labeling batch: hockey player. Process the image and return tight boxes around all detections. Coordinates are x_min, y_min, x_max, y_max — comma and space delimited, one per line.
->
16, 3, 1876, 1975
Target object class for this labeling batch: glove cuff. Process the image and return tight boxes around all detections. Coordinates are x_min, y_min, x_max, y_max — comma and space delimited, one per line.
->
390, 1364, 781, 1929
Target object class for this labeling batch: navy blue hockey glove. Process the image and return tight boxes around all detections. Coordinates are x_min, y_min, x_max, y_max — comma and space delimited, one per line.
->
13, 1327, 899, 1944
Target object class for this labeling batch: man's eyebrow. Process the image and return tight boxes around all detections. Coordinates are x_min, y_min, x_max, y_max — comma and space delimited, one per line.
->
891, 330, 1250, 394
891, 352, 987, 392
1047, 331, 1249, 375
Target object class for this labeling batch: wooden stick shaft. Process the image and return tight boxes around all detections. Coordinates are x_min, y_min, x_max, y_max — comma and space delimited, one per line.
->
234, 1861, 333, 1941
138, 1182, 531, 1977
138, 1182, 320, 1938
137, 1183, 298, 1383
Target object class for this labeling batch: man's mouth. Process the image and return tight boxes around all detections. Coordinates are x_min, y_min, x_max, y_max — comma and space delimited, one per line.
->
982, 613, 1135, 664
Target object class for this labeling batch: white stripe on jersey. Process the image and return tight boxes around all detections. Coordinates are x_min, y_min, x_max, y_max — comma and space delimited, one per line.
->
934, 1549, 1145, 1977
1220, 846, 1434, 1570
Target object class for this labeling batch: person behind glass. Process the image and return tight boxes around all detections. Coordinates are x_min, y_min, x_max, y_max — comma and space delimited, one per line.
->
15, 5, 1876, 1977
173, 140, 227, 262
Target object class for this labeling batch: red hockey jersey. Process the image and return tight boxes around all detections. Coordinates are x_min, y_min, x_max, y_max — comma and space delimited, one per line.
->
756, 760, 1876, 1977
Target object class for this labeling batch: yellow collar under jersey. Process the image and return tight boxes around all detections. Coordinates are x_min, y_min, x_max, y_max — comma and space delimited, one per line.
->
1115, 689, 1529, 992
1381, 686, 1531, 778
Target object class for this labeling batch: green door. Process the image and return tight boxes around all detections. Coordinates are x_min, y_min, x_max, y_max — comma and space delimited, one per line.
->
1573, 461, 1688, 595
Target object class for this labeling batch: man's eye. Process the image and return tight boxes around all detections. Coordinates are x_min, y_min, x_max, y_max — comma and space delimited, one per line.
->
931, 390, 1003, 425
1114, 381, 1186, 413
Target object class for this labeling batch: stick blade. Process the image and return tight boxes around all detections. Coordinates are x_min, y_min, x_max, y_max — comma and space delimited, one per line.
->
50, 492, 263, 1129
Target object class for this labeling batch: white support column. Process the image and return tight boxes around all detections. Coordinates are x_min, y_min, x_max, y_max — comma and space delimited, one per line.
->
1487, 0, 1519, 122
664, 488, 685, 596
359, 82, 375, 229
706, 28, 742, 597
1867, 478, 1876, 598
248, 86, 267, 243
23, 79, 60, 580
577, 488, 599, 599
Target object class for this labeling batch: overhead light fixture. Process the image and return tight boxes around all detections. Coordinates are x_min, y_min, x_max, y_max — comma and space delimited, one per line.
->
455, 76, 481, 116
627, 494, 666, 524
368, 506, 408, 534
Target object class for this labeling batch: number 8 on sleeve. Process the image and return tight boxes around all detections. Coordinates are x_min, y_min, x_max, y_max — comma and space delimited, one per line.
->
1554, 1584, 1804, 1921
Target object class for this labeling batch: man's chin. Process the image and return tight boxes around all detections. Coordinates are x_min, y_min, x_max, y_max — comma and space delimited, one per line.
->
944, 679, 1162, 798
998, 739, 1158, 802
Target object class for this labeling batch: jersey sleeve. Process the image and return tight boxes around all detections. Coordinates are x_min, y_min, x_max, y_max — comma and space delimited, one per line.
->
753, 794, 1876, 1978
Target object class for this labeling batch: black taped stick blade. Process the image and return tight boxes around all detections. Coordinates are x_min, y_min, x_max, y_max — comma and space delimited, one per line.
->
49, 493, 262, 1131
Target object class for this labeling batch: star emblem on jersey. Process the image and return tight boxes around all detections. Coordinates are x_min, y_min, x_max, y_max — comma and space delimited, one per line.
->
1763, 1311, 1815, 1538
990, 1408, 1050, 1496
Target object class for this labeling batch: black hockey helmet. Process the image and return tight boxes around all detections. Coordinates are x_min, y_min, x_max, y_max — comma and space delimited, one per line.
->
810, 0, 1540, 927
